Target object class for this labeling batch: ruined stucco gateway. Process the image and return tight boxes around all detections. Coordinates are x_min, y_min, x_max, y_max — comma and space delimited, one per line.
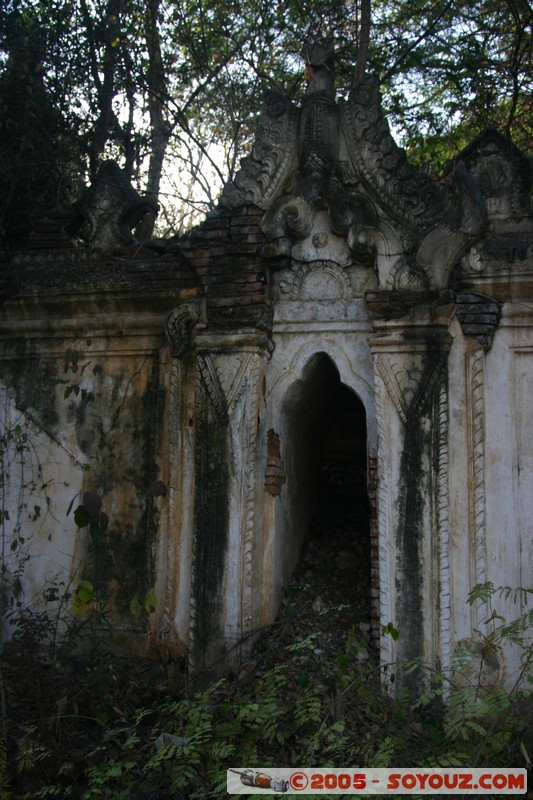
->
1, 44, 532, 692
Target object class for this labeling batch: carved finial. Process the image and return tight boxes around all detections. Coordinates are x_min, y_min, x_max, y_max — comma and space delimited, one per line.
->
301, 40, 335, 99
69, 160, 158, 253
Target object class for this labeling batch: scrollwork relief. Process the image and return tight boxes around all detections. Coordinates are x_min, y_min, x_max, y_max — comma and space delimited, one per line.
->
340, 76, 453, 230
165, 306, 196, 359
261, 195, 314, 256
220, 92, 299, 211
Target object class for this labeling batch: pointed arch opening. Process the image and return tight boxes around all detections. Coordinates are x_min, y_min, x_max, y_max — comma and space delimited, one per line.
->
278, 352, 371, 637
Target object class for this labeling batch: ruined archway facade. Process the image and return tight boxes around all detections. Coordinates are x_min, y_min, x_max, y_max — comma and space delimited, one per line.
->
1, 44, 532, 693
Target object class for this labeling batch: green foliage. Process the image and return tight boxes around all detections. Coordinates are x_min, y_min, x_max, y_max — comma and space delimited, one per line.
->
381, 621, 399, 641
0, 4, 84, 248
0, 581, 530, 797
1, 374, 531, 796
57, 591, 529, 797
129, 589, 158, 618
1, 0, 531, 244
372, 0, 532, 167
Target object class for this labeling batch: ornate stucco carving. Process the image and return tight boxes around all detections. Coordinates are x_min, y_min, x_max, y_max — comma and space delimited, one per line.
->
448, 127, 533, 223
340, 77, 453, 230
262, 190, 379, 265
436, 382, 452, 683
375, 349, 448, 425
373, 367, 395, 668
415, 165, 486, 288
70, 160, 158, 252
328, 190, 378, 258
261, 195, 314, 257
460, 247, 484, 273
224, 57, 488, 293
196, 351, 260, 427
375, 356, 409, 422
165, 306, 197, 358
389, 262, 429, 292
273, 257, 374, 300
220, 92, 299, 211
207, 352, 254, 417
196, 354, 229, 422
239, 354, 261, 637
467, 346, 487, 591
298, 41, 338, 182
340, 78, 486, 288
293, 261, 352, 300
349, 264, 377, 295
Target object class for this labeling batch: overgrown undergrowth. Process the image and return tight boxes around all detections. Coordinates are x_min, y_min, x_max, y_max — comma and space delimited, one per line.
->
1, 581, 532, 800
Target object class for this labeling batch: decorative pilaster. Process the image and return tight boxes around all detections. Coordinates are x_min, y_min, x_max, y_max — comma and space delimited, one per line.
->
436, 381, 452, 683
189, 351, 231, 675
239, 353, 262, 648
466, 346, 487, 596
156, 356, 182, 642
372, 366, 395, 669
455, 291, 499, 629
367, 455, 380, 649
187, 344, 266, 676
369, 311, 453, 693
156, 305, 201, 666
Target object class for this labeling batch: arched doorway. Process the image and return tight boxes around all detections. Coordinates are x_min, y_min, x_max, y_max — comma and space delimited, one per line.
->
279, 352, 371, 643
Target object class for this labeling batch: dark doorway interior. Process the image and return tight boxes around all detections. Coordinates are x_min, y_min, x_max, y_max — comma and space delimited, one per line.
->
281, 353, 372, 652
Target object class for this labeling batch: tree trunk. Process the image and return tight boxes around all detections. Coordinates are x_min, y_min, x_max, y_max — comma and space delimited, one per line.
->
353, 0, 371, 89
136, 0, 169, 240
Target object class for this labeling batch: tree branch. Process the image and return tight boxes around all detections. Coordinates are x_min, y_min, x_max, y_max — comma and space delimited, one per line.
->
380, 0, 455, 84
